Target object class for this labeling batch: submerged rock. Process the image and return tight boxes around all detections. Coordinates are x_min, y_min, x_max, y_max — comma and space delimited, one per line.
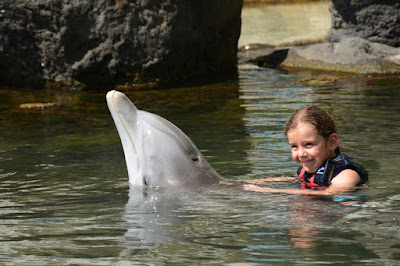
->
0, 0, 243, 89
19, 102, 60, 109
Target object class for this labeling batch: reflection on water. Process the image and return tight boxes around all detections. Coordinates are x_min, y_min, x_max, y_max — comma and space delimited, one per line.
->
239, 2, 331, 46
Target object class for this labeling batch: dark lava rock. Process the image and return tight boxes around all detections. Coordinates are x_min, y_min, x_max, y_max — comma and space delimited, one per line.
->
0, 0, 243, 89
328, 0, 400, 47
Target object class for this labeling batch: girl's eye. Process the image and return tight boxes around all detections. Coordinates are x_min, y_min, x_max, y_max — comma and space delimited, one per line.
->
305, 143, 313, 148
290, 145, 298, 150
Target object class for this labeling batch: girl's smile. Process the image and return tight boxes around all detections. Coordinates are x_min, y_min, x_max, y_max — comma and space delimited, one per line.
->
287, 122, 338, 173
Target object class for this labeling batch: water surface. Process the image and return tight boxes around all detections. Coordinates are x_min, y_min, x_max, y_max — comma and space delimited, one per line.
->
1, 67, 399, 265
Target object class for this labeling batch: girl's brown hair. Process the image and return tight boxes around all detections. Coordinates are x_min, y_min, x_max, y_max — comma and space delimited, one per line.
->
284, 106, 337, 139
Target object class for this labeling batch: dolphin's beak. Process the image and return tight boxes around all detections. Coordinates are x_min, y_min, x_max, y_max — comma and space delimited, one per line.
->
106, 90, 116, 109
107, 90, 128, 114
106, 90, 139, 127
106, 90, 142, 187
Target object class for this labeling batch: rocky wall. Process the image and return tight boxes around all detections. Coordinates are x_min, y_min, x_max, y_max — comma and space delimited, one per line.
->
328, 0, 400, 47
0, 0, 243, 89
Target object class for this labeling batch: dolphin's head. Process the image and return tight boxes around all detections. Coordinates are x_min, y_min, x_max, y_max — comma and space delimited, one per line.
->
106, 90, 221, 189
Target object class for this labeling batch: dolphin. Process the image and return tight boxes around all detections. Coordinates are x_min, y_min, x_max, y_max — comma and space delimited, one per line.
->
106, 90, 222, 189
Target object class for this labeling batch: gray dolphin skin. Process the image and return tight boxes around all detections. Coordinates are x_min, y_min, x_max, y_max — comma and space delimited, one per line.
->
106, 90, 222, 189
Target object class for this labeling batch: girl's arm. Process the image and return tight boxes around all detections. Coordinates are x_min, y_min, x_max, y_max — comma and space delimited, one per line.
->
327, 169, 361, 194
243, 184, 330, 195
243, 169, 361, 196
245, 177, 296, 184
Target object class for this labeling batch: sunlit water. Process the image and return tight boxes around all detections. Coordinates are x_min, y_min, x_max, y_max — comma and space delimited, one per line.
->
239, 1, 331, 46
1, 3, 400, 265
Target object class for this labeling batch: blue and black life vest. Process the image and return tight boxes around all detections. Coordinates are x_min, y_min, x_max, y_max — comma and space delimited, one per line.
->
297, 153, 369, 190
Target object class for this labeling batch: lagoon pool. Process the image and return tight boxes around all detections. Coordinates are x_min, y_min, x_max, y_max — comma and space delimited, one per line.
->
1, 65, 399, 264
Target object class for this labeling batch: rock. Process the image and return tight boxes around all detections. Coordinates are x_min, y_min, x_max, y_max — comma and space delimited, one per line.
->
0, 0, 243, 89
328, 0, 400, 47
283, 37, 400, 74
237, 44, 276, 65
239, 37, 400, 74
249, 49, 289, 68
239, 1, 400, 74
299, 77, 341, 86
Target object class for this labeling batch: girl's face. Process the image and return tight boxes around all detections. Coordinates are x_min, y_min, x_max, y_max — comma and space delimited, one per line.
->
287, 122, 338, 173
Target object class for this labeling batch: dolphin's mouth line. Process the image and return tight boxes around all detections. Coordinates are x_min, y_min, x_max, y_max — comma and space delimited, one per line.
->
112, 92, 135, 148
111, 91, 130, 143
110, 91, 142, 185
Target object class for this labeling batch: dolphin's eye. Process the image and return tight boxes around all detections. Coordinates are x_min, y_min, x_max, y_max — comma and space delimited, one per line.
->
143, 175, 150, 186
191, 156, 199, 162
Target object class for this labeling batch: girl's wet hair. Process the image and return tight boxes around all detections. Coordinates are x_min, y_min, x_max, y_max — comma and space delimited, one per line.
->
284, 106, 337, 139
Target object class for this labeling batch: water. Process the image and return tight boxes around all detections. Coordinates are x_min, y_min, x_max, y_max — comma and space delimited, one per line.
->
1, 3, 400, 265
1, 69, 399, 266
239, 1, 331, 46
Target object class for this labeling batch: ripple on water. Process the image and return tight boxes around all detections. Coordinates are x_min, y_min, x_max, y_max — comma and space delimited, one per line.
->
0, 60, 400, 264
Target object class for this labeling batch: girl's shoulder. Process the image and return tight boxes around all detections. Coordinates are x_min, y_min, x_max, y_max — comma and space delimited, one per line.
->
331, 153, 368, 184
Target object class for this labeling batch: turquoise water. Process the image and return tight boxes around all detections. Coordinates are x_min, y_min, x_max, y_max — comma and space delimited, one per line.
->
1, 66, 399, 265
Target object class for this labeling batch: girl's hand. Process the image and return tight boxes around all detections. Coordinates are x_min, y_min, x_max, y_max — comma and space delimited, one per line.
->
243, 184, 278, 193
246, 177, 296, 184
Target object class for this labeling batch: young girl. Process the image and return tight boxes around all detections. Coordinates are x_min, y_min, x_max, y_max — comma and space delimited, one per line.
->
243, 106, 368, 196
